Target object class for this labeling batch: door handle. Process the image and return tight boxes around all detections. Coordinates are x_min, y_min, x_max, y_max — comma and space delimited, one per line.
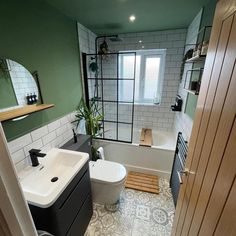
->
177, 169, 189, 184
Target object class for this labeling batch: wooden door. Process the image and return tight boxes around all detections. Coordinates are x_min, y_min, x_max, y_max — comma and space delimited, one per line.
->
171, 0, 236, 235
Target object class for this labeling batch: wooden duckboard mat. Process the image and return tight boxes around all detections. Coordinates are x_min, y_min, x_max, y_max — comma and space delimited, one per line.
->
139, 128, 153, 147
125, 171, 159, 194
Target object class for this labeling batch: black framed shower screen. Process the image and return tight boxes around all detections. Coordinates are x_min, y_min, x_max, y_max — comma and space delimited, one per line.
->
82, 52, 136, 143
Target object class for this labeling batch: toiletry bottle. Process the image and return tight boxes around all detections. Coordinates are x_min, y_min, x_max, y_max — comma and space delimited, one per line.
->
35, 93, 38, 103
32, 93, 37, 103
72, 129, 77, 143
26, 94, 30, 105
29, 93, 33, 104
201, 41, 209, 56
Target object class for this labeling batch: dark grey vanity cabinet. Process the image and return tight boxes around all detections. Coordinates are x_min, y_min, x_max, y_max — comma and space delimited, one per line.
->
61, 134, 92, 160
29, 162, 93, 236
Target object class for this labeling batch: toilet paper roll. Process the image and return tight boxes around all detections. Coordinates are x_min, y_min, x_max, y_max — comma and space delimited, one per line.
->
97, 147, 105, 160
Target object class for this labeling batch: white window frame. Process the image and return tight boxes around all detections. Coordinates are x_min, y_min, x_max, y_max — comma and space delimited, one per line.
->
119, 49, 166, 105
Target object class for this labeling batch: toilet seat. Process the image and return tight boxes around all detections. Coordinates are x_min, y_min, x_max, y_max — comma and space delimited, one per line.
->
89, 160, 126, 185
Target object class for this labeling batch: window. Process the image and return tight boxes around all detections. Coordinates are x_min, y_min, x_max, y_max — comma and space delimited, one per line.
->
119, 49, 166, 104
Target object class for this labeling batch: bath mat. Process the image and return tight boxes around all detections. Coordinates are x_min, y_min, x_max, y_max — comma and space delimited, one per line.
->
139, 128, 153, 147
125, 171, 159, 194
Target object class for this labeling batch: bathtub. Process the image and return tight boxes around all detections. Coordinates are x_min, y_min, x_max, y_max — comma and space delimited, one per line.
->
94, 129, 177, 178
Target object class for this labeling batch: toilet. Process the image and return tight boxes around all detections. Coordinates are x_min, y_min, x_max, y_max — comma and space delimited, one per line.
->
89, 147, 127, 205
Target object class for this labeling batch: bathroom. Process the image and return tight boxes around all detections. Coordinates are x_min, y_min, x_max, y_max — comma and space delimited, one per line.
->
0, 0, 236, 235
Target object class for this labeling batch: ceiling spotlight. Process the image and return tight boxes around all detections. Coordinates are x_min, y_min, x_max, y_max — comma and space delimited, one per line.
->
129, 15, 136, 22
142, 46, 145, 49
139, 40, 142, 43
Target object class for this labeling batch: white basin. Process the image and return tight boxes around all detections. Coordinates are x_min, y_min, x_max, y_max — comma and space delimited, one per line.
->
19, 148, 89, 208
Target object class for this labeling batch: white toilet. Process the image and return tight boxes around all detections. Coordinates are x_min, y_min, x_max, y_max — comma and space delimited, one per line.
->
89, 147, 127, 205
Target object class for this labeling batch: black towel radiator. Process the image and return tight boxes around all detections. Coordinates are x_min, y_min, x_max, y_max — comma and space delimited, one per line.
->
170, 132, 188, 207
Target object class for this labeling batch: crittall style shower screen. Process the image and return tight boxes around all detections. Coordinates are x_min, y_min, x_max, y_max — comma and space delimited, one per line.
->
82, 52, 136, 143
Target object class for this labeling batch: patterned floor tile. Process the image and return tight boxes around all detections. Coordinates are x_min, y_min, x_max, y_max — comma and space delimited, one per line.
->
86, 178, 175, 236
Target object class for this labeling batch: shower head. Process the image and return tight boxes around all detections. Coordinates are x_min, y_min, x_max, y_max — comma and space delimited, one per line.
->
95, 35, 123, 53
109, 35, 123, 42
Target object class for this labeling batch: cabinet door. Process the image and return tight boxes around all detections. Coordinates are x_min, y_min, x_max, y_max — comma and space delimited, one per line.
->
171, 0, 236, 235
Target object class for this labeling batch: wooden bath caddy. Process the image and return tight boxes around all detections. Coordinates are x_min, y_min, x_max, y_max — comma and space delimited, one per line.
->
139, 128, 153, 147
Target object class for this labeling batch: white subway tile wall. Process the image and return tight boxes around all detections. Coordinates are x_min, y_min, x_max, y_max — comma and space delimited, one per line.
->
78, 20, 208, 140
78, 23, 187, 131
77, 23, 187, 132
77, 22, 96, 54
174, 9, 203, 141
8, 112, 79, 173
8, 59, 38, 106
98, 29, 187, 131
77, 22, 97, 100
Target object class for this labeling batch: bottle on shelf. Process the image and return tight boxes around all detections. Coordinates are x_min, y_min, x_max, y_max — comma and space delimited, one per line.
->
201, 41, 209, 56
32, 93, 37, 103
72, 129, 77, 143
26, 94, 30, 105
29, 93, 33, 105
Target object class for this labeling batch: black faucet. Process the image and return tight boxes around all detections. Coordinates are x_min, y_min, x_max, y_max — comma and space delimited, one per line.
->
29, 149, 46, 167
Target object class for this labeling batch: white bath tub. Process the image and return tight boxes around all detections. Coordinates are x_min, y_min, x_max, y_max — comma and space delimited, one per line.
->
94, 129, 177, 178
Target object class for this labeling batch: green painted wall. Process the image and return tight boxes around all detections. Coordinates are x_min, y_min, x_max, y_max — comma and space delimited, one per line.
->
0, 0, 82, 141
0, 62, 18, 109
185, 93, 198, 120
201, 0, 217, 28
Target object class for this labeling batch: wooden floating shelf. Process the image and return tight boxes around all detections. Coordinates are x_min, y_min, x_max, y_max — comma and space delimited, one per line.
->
0, 104, 54, 122
186, 67, 204, 71
184, 89, 199, 95
185, 55, 206, 63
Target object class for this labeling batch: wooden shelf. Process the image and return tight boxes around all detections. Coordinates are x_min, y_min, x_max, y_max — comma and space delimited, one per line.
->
185, 55, 206, 63
184, 89, 199, 95
0, 104, 54, 122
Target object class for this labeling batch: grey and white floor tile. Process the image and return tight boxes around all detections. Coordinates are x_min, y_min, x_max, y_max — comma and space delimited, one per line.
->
85, 178, 175, 236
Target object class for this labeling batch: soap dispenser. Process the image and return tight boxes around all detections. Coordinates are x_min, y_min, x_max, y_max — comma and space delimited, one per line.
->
171, 95, 183, 112
72, 129, 77, 143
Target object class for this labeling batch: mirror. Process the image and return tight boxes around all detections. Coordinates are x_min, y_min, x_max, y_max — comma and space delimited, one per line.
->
0, 59, 40, 112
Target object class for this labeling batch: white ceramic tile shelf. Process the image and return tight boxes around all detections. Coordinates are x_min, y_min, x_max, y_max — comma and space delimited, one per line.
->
19, 148, 89, 208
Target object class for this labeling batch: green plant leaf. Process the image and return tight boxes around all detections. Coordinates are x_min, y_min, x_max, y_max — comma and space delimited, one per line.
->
73, 98, 104, 138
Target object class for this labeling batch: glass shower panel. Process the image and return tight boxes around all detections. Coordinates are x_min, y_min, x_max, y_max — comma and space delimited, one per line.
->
118, 103, 133, 123
103, 121, 117, 140
103, 80, 117, 101
119, 53, 136, 79
84, 52, 135, 143
102, 54, 118, 79
103, 102, 117, 122
118, 80, 134, 103
118, 123, 132, 142
87, 79, 102, 100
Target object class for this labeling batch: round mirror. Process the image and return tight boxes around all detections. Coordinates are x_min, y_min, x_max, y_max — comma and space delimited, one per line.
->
0, 59, 39, 112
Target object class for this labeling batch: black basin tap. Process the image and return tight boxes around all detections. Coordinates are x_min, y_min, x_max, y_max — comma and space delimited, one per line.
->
29, 149, 46, 167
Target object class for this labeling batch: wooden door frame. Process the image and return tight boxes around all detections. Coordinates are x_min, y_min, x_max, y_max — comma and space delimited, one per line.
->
172, 0, 236, 235
0, 123, 37, 236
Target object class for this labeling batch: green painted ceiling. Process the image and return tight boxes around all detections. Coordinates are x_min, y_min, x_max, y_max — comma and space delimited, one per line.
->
44, 0, 210, 35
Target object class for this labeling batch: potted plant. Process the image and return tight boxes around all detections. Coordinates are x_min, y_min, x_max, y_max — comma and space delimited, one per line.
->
73, 98, 103, 161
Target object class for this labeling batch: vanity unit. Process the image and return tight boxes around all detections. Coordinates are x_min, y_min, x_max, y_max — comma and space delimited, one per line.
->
20, 148, 93, 236
61, 134, 92, 159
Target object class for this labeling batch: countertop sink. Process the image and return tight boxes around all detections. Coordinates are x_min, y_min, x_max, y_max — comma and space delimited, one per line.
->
19, 148, 89, 208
